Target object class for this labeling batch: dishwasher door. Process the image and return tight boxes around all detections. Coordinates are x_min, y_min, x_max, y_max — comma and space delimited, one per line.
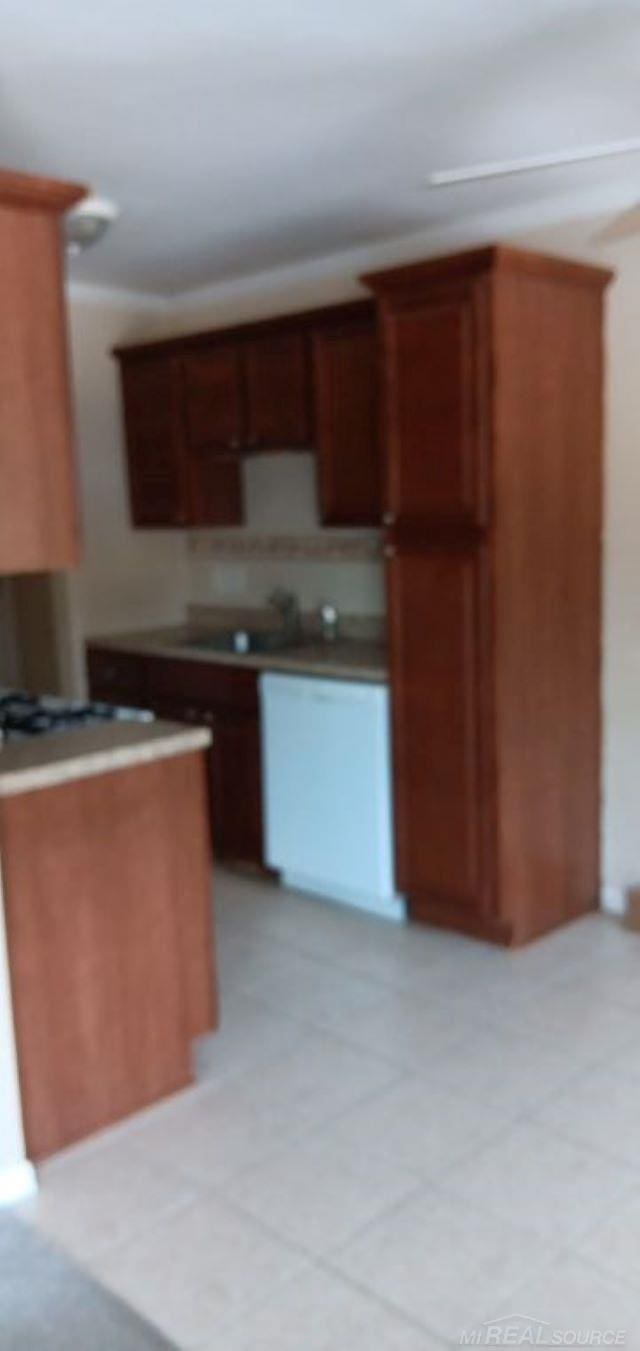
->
260, 672, 404, 920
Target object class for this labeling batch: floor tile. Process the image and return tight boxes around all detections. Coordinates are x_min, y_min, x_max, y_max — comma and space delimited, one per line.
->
316, 984, 488, 1072
578, 1185, 640, 1288
482, 977, 640, 1067
486, 1252, 640, 1345
324, 1076, 513, 1178
210, 1265, 443, 1350
534, 1063, 640, 1166
221, 1134, 418, 1256
133, 1031, 400, 1185
421, 1021, 578, 1112
235, 945, 386, 1030
88, 1190, 304, 1348
19, 1133, 198, 1262
193, 989, 304, 1085
333, 1185, 555, 1344
444, 1119, 637, 1244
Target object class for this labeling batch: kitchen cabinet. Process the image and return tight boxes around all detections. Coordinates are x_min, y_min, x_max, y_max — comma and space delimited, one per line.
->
366, 245, 612, 946
182, 345, 244, 453
245, 329, 312, 449
386, 544, 492, 926
313, 308, 381, 525
115, 300, 378, 528
380, 277, 489, 530
120, 356, 188, 526
86, 645, 148, 706
87, 646, 265, 868
0, 168, 86, 574
117, 351, 243, 527
1, 742, 216, 1158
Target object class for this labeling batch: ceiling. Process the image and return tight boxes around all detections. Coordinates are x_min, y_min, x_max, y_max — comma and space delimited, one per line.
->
2, 0, 640, 297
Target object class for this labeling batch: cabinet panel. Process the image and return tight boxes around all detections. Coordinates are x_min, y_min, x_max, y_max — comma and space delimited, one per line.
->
182, 345, 243, 453
187, 453, 243, 527
86, 647, 148, 707
388, 545, 493, 921
120, 357, 187, 526
313, 318, 381, 525
245, 330, 311, 449
209, 711, 264, 865
0, 194, 82, 572
382, 280, 489, 528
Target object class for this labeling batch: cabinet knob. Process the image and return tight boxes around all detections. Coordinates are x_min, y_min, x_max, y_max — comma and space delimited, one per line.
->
384, 545, 396, 559
382, 512, 395, 526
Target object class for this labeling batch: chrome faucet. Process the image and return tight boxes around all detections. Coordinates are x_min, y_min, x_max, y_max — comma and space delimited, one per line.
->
268, 588, 301, 643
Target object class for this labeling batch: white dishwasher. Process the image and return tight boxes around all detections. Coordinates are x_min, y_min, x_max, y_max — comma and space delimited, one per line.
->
260, 672, 404, 920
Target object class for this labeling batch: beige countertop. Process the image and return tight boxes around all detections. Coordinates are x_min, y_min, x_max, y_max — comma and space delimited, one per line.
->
91, 625, 389, 683
0, 720, 212, 798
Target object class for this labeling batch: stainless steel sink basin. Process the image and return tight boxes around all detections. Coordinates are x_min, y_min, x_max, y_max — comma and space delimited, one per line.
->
182, 629, 301, 656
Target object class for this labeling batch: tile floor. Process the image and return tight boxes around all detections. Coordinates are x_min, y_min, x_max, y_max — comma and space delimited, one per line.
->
17, 869, 640, 1349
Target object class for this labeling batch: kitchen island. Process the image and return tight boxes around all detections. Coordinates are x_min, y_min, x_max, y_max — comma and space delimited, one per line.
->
0, 720, 217, 1160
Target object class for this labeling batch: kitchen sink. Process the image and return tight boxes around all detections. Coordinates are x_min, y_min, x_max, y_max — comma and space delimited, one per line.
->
182, 629, 302, 656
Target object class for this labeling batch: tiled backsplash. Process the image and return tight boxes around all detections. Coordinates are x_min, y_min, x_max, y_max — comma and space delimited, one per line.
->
186, 451, 385, 617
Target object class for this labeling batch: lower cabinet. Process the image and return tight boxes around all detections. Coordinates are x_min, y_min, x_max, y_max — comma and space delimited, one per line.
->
386, 544, 504, 941
87, 646, 266, 869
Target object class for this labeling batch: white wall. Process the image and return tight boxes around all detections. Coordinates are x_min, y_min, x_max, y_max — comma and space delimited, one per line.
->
0, 871, 33, 1202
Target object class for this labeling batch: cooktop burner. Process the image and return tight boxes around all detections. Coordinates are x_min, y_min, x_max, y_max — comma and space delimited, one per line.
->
0, 691, 154, 742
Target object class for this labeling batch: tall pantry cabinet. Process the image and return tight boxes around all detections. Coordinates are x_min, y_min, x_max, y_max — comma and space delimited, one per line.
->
365, 246, 612, 946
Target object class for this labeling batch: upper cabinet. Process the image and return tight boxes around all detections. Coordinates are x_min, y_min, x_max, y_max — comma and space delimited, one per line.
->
313, 306, 380, 526
0, 168, 87, 574
374, 272, 490, 530
117, 349, 243, 528
182, 345, 244, 454
114, 301, 381, 530
245, 329, 312, 450
120, 356, 188, 526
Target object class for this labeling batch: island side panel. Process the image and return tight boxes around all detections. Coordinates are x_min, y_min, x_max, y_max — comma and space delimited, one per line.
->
0, 748, 216, 1160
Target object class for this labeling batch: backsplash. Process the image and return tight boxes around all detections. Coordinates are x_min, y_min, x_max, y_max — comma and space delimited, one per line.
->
186, 451, 385, 617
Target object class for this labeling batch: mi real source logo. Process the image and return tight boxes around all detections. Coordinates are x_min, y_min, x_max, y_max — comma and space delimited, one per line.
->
459, 1316, 627, 1346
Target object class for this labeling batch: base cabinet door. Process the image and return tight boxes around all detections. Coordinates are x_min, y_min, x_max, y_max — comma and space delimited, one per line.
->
209, 711, 264, 866
387, 544, 498, 935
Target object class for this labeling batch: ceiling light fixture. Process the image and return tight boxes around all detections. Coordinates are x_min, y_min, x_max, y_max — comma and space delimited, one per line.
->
64, 194, 119, 256
428, 137, 640, 187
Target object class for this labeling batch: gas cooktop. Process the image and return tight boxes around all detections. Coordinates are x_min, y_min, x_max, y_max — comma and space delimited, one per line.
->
0, 691, 154, 743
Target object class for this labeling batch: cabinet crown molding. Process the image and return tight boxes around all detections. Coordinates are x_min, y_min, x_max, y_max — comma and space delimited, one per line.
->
362, 242, 614, 295
0, 167, 86, 214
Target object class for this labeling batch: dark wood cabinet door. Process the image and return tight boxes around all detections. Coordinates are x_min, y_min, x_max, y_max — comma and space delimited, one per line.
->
137, 659, 265, 870
182, 345, 243, 453
119, 356, 188, 526
313, 317, 381, 525
245, 329, 312, 449
209, 711, 264, 866
388, 543, 494, 928
187, 453, 243, 526
382, 279, 490, 529
86, 646, 148, 708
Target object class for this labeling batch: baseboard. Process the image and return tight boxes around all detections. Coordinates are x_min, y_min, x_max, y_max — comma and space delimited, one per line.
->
600, 884, 626, 917
282, 871, 406, 922
0, 1160, 37, 1207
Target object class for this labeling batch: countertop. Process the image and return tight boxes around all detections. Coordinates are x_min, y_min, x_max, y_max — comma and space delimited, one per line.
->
90, 625, 389, 683
0, 720, 212, 798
